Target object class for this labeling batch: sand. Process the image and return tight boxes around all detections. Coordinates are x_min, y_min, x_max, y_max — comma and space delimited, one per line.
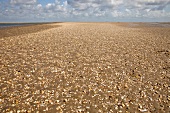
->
0, 23, 60, 38
0, 22, 170, 113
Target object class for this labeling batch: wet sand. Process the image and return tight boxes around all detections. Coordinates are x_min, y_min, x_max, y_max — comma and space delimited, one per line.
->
0, 22, 170, 112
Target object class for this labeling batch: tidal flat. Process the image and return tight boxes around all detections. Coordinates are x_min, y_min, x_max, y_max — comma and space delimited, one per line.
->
0, 22, 170, 112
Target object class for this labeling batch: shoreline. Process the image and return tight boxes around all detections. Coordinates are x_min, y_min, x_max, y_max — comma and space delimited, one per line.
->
0, 22, 61, 38
1, 22, 170, 38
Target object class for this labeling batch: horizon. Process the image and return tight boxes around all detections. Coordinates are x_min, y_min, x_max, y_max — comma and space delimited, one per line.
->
0, 0, 170, 22
1, 21, 170, 24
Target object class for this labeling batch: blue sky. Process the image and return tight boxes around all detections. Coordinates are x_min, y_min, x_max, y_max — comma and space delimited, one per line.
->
0, 0, 170, 22
39, 0, 55, 6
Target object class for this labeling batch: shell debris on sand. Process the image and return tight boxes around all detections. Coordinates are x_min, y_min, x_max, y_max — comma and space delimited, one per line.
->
0, 22, 170, 112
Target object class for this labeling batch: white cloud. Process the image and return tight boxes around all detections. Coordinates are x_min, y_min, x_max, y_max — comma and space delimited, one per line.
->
66, 0, 170, 18
10, 0, 37, 5
125, 0, 170, 10
0, 0, 170, 22
67, 0, 123, 11
46, 3, 55, 9
112, 10, 123, 17
37, 4, 42, 9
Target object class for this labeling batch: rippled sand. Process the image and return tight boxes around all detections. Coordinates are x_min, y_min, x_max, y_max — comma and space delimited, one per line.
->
0, 22, 170, 113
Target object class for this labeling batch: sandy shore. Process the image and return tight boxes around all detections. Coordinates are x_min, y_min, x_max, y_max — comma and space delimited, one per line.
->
0, 22, 170, 112
0, 23, 60, 38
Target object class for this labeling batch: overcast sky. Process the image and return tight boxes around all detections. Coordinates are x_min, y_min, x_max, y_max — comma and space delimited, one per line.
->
0, 0, 170, 22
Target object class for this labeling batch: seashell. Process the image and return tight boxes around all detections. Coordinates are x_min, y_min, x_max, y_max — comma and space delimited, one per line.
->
138, 108, 147, 112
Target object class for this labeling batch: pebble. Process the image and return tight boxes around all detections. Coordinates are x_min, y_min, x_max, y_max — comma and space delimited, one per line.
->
0, 22, 170, 112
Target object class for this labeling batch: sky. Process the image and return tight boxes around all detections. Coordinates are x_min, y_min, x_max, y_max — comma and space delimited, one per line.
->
0, 0, 170, 22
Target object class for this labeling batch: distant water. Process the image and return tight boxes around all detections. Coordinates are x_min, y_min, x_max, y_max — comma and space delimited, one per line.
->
127, 22, 170, 28
0, 23, 35, 28
148, 22, 170, 27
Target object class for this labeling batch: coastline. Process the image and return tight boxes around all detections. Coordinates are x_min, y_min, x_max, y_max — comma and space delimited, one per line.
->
0, 22, 61, 38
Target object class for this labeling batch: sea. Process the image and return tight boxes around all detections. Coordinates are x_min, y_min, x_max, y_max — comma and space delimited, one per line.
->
127, 22, 170, 28
0, 23, 33, 28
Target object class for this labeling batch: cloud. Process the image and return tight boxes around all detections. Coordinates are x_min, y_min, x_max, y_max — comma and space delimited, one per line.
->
66, 0, 170, 17
0, 0, 170, 22
125, 0, 170, 10
65, 0, 124, 19
67, 0, 123, 11
10, 0, 37, 5
46, 3, 55, 9
37, 4, 42, 9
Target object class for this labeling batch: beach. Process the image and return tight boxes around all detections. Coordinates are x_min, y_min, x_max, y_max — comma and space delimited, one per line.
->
0, 22, 170, 112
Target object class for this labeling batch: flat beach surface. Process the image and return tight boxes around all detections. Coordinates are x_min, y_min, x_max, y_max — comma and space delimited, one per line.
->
0, 22, 170, 112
